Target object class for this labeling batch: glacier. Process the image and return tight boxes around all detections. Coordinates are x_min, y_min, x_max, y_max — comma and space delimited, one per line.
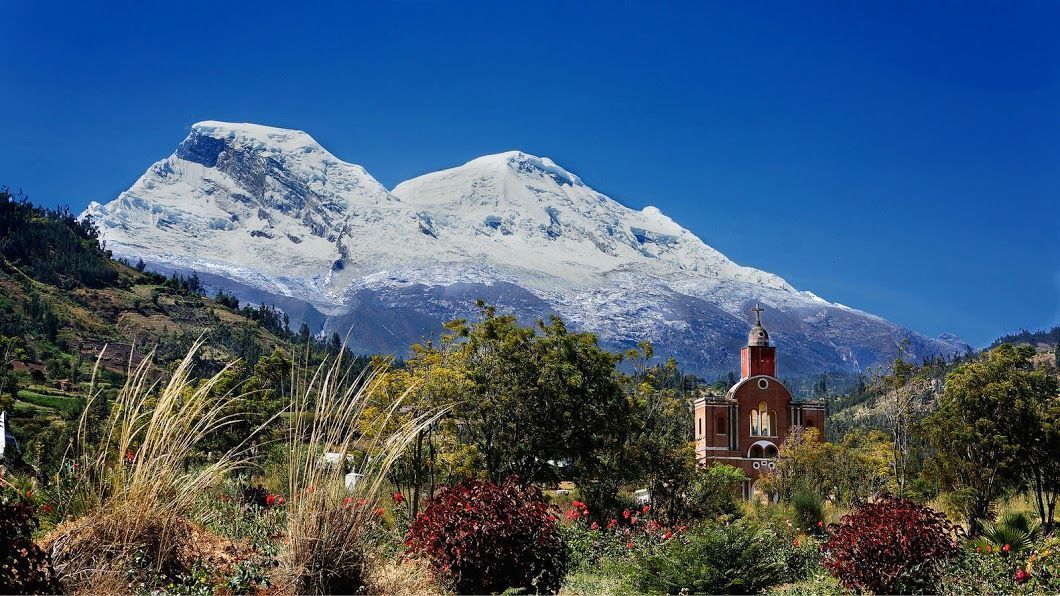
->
83, 121, 968, 377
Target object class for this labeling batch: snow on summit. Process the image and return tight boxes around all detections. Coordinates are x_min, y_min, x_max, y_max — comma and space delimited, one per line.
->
84, 122, 968, 375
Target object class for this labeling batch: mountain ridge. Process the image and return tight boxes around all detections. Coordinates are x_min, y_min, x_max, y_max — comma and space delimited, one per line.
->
83, 121, 968, 376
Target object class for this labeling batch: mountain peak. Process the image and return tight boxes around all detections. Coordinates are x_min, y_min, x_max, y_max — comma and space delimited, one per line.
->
190, 120, 317, 143
460, 150, 583, 187
178, 121, 333, 166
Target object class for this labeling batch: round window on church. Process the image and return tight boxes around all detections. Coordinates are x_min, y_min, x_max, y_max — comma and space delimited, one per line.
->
757, 378, 769, 390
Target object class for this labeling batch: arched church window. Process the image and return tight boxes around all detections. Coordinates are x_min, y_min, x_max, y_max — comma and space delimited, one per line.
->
698, 417, 702, 437
716, 415, 727, 435
768, 410, 777, 436
757, 401, 769, 436
750, 445, 764, 458
750, 411, 759, 436
764, 444, 779, 458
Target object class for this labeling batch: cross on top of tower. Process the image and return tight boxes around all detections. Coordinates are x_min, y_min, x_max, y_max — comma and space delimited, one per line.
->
752, 303, 764, 325
747, 303, 770, 347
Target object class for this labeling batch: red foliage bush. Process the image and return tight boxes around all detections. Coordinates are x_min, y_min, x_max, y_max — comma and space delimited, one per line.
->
822, 496, 960, 594
404, 477, 567, 594
1, 502, 60, 594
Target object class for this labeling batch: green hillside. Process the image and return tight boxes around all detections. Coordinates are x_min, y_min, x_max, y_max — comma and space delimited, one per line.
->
0, 188, 354, 470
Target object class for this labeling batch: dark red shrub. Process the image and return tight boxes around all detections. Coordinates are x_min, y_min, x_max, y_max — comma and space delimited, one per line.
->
822, 496, 960, 594
404, 477, 567, 594
1, 502, 60, 594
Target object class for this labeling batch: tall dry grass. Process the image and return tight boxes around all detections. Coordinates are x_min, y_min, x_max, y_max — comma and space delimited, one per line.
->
279, 350, 440, 594
44, 339, 259, 592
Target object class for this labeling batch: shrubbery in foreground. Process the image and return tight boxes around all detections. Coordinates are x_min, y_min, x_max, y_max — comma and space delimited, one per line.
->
631, 518, 813, 594
822, 496, 960, 594
405, 477, 567, 594
0, 493, 59, 594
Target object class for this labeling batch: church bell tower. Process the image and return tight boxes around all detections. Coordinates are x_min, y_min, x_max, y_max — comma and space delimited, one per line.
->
740, 304, 776, 379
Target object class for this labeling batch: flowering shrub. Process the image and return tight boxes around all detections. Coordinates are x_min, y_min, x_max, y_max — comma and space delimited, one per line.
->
822, 497, 960, 594
934, 548, 1025, 595
1028, 536, 1060, 591
405, 477, 567, 594
560, 502, 676, 573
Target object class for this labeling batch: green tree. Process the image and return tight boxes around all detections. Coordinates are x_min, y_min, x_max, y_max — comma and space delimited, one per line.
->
880, 357, 915, 497
451, 303, 632, 496
1028, 395, 1060, 532
368, 331, 472, 518
921, 344, 1053, 535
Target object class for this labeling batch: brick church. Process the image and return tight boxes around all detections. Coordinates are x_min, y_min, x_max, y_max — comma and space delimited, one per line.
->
693, 305, 825, 499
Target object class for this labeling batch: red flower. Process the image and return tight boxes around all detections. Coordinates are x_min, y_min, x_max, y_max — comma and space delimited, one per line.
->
40, 504, 53, 513
1002, 544, 1011, 552
571, 500, 584, 508
793, 538, 801, 548
24, 490, 32, 498
565, 509, 580, 521
678, 525, 688, 533
662, 531, 673, 540
277, 496, 286, 505
393, 492, 405, 504
265, 494, 276, 507
623, 508, 631, 519
630, 516, 638, 526
373, 507, 385, 517
125, 450, 134, 463
1015, 569, 1031, 584
343, 497, 353, 510
607, 519, 618, 529
817, 521, 824, 527
642, 504, 651, 514
590, 521, 600, 530
627, 541, 635, 549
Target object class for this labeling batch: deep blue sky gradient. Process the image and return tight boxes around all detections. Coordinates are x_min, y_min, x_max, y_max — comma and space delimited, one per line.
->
2, 1, 1058, 346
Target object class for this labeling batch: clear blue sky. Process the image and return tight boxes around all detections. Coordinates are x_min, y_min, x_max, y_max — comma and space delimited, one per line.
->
2, 1, 1058, 347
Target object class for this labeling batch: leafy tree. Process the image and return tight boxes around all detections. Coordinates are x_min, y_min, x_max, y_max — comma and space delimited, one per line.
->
760, 427, 890, 506
674, 463, 747, 522
451, 303, 632, 494
1028, 396, 1060, 532
878, 354, 915, 497
921, 344, 1053, 534
368, 331, 472, 518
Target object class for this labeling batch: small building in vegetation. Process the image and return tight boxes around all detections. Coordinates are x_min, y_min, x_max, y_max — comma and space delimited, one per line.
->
693, 305, 825, 498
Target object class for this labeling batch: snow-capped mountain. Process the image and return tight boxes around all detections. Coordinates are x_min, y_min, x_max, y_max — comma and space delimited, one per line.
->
84, 121, 968, 377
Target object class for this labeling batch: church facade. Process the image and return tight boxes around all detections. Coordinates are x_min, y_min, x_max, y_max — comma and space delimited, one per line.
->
693, 305, 825, 498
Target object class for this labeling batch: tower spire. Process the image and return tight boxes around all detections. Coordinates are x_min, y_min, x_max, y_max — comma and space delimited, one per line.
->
741, 302, 776, 378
